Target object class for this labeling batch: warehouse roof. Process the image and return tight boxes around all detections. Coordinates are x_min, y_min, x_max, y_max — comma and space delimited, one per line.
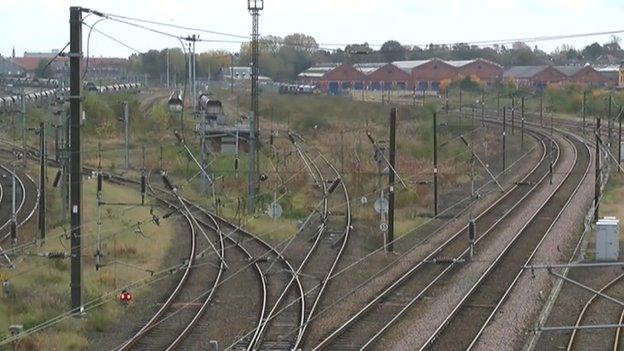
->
503, 66, 550, 78
353, 62, 385, 74
298, 63, 340, 78
553, 65, 586, 77
392, 60, 432, 73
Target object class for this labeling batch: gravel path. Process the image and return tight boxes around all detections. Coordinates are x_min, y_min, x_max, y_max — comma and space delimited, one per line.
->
377, 133, 575, 350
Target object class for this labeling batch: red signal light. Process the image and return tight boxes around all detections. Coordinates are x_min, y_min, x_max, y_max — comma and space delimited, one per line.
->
119, 290, 133, 302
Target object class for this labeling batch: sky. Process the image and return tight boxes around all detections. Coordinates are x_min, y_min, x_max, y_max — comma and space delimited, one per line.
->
2, 0, 624, 58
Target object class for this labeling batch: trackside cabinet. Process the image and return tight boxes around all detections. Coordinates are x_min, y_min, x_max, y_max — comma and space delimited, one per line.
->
596, 217, 620, 261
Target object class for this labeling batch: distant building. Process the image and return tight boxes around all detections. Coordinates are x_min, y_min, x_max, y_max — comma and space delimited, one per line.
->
0, 56, 25, 76
297, 58, 503, 94
504, 65, 611, 90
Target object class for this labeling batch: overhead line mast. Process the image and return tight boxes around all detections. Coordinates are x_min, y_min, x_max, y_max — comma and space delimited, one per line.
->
247, 0, 263, 214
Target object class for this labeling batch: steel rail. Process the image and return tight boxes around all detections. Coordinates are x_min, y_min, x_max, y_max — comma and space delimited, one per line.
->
421, 130, 589, 350
565, 273, 624, 351
313, 122, 554, 350
465, 133, 591, 350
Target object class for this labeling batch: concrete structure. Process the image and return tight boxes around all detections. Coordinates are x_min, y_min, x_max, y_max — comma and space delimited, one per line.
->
596, 217, 620, 261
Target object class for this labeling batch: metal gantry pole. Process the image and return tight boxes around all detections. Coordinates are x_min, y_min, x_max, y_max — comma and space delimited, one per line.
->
595, 116, 601, 222
619, 107, 623, 173
521, 96, 525, 150
123, 101, 129, 170
166, 48, 170, 89
502, 106, 507, 173
540, 91, 544, 126
38, 122, 46, 242
511, 96, 515, 135
387, 108, 397, 253
69, 5, 83, 314
20, 87, 26, 167
583, 90, 587, 135
247, 1, 262, 214
433, 112, 438, 217
608, 95, 613, 145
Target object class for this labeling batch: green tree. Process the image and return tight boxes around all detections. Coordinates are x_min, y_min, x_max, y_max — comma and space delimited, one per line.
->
34, 59, 52, 78
380, 40, 405, 62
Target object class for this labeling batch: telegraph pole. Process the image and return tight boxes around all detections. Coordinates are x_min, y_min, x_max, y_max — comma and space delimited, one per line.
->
433, 112, 438, 217
38, 122, 46, 242
247, 0, 263, 214
387, 108, 397, 253
69, 6, 83, 314
230, 54, 235, 93
595, 116, 601, 222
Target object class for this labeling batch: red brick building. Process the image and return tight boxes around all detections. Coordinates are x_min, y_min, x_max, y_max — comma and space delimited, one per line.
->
503, 66, 567, 89
453, 59, 503, 86
555, 65, 610, 87
355, 63, 412, 90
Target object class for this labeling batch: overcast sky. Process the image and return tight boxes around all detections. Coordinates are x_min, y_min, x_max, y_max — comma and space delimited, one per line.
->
2, 0, 624, 58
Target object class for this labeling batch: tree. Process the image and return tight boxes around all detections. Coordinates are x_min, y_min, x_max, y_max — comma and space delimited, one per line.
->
582, 42, 604, 61
34, 59, 52, 78
380, 40, 405, 62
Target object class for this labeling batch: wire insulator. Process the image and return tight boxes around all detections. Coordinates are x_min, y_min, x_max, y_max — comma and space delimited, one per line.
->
52, 169, 62, 188
10, 221, 16, 241
287, 133, 295, 144
162, 174, 175, 192
97, 173, 103, 193
366, 131, 375, 144
327, 178, 342, 194
174, 130, 183, 143
140, 175, 146, 204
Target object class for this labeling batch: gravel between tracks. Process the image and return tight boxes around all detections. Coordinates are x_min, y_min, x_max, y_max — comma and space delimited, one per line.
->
377, 133, 575, 350
472, 139, 594, 350
305, 137, 543, 346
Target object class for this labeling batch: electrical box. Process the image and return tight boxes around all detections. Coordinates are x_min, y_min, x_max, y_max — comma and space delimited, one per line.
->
596, 217, 620, 261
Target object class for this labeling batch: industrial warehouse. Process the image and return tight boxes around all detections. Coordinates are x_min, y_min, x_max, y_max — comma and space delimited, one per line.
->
298, 58, 622, 94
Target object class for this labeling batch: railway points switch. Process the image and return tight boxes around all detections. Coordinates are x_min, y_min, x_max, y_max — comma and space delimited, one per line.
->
596, 217, 620, 261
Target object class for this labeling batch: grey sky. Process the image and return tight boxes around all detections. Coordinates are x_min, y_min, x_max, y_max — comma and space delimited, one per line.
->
2, 0, 624, 58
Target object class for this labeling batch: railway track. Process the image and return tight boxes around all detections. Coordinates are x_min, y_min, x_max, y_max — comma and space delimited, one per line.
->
313, 124, 555, 350
565, 272, 624, 351
100, 169, 303, 350
237, 133, 351, 350
421, 131, 591, 350
118, 173, 226, 351
0, 160, 39, 265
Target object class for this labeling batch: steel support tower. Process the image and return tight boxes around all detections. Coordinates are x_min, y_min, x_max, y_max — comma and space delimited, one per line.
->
247, 0, 263, 214
69, 6, 83, 313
